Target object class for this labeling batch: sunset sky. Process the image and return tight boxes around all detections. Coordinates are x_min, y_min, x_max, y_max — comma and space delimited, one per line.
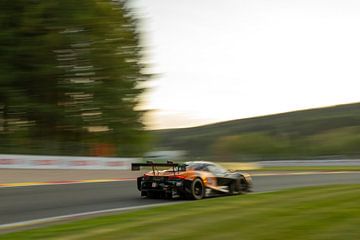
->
131, 0, 360, 129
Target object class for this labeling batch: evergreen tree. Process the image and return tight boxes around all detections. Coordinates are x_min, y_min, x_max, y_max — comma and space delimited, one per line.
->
0, 0, 149, 156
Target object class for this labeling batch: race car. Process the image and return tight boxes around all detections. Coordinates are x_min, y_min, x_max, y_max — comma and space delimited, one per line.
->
131, 161, 252, 200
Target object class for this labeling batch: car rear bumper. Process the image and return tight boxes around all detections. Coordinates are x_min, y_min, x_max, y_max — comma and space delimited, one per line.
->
139, 179, 188, 198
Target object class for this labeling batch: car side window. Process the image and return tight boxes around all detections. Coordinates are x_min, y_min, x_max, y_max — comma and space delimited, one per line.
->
206, 164, 226, 175
193, 164, 206, 171
206, 165, 216, 173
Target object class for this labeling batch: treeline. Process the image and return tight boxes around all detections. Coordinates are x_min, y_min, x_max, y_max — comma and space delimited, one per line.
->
212, 127, 360, 161
0, 1, 150, 156
152, 103, 360, 161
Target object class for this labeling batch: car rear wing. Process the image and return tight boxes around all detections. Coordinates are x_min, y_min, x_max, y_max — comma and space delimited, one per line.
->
131, 161, 179, 174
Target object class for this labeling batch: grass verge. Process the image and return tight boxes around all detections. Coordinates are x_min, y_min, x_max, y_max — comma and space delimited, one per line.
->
1, 185, 359, 240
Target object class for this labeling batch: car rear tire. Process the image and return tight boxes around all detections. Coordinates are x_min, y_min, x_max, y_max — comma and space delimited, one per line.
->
190, 178, 205, 200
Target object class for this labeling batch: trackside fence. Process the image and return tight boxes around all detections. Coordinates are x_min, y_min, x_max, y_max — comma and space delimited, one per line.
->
0, 154, 139, 170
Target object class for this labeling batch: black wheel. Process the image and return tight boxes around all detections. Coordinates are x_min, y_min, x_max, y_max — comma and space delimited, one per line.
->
190, 178, 205, 200
229, 179, 241, 195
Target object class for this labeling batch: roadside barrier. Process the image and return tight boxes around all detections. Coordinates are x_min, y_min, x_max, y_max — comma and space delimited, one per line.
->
0, 154, 138, 170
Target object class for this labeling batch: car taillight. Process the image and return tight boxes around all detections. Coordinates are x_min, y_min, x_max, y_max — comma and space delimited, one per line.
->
168, 175, 185, 180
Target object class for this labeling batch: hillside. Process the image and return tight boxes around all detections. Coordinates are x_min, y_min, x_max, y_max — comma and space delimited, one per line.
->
151, 102, 360, 160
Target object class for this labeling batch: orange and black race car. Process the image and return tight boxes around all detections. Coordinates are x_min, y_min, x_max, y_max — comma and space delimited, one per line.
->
132, 161, 252, 200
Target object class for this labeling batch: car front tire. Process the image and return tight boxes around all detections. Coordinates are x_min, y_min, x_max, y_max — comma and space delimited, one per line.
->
190, 178, 205, 200
229, 178, 242, 195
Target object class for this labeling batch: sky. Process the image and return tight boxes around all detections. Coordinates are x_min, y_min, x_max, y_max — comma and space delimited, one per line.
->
131, 0, 360, 129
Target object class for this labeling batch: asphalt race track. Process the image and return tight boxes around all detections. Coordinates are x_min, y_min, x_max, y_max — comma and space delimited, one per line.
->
1, 172, 360, 226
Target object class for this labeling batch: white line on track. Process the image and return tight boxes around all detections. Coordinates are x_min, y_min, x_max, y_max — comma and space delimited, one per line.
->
0, 188, 313, 232
0, 202, 181, 232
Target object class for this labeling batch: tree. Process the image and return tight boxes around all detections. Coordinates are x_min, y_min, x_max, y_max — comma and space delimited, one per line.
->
0, 0, 150, 156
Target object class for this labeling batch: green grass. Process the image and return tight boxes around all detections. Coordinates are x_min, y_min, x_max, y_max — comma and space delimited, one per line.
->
257, 166, 360, 171
1, 185, 359, 240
